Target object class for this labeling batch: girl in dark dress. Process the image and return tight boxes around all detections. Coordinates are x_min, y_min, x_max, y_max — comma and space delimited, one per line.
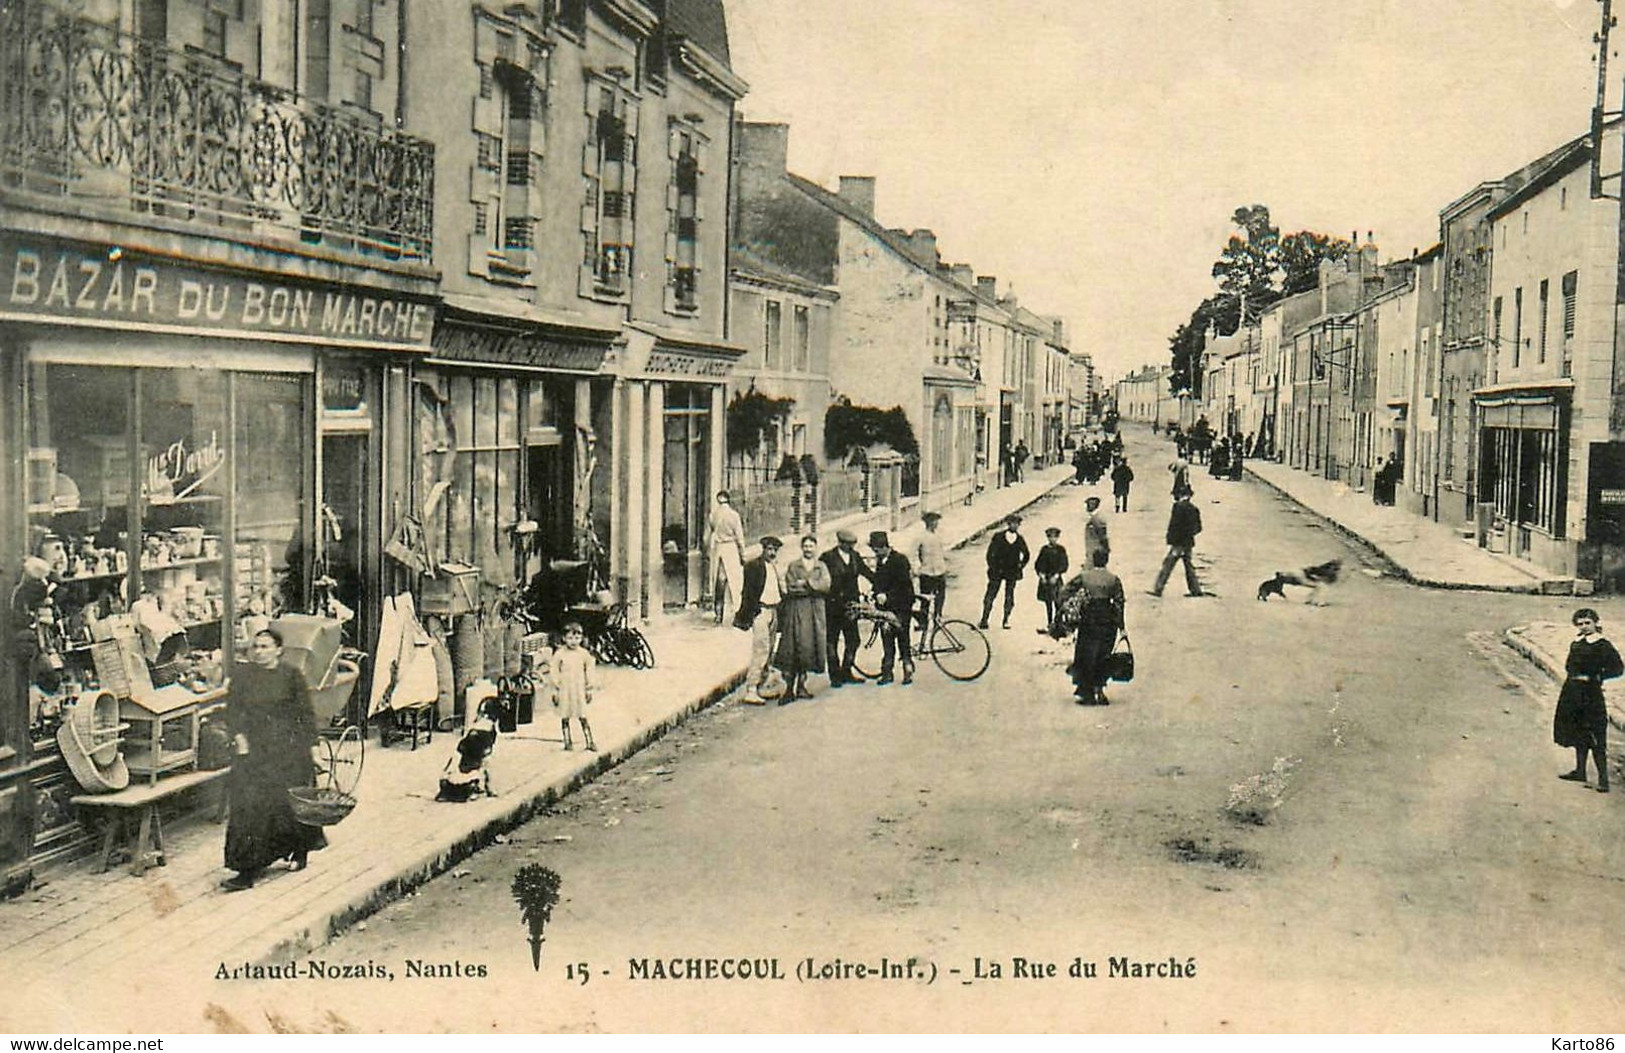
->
221, 628, 326, 890
1554, 608, 1624, 794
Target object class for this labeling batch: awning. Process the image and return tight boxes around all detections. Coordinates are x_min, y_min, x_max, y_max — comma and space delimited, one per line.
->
428, 304, 621, 375
1473, 378, 1569, 429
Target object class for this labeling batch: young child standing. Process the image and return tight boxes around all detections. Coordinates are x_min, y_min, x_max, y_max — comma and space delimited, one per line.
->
1555, 607, 1623, 793
550, 621, 598, 751
1034, 527, 1070, 632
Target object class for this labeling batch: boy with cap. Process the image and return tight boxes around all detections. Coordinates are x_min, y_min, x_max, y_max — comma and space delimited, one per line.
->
1083, 496, 1110, 566
734, 536, 784, 704
821, 528, 873, 686
868, 531, 915, 685
1033, 527, 1070, 630
914, 510, 948, 629
980, 514, 1031, 630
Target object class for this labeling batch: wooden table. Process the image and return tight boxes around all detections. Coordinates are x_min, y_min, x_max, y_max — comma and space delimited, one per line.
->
72, 767, 229, 876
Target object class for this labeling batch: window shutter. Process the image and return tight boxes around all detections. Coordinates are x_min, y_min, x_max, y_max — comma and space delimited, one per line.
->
582, 137, 597, 177
579, 198, 597, 234
664, 230, 678, 263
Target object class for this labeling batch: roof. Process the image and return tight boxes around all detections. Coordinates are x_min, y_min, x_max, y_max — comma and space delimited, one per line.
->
729, 245, 839, 299
665, 0, 730, 63
785, 173, 984, 300
1488, 133, 1595, 220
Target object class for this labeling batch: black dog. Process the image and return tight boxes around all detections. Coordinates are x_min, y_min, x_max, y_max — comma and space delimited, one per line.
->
1256, 559, 1342, 605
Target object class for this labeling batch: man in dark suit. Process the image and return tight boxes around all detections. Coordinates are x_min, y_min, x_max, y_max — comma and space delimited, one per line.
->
733, 536, 783, 704
821, 529, 872, 687
868, 531, 916, 686
1149, 492, 1211, 598
980, 514, 1031, 630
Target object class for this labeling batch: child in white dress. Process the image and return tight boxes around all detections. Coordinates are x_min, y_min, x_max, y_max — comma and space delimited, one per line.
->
550, 621, 597, 751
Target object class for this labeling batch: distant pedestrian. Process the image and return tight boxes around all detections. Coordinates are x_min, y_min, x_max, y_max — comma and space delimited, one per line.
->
1555, 607, 1624, 793
867, 531, 915, 686
734, 536, 784, 705
1111, 457, 1134, 513
913, 511, 949, 627
550, 621, 598, 752
779, 535, 833, 701
1148, 492, 1210, 598
1169, 459, 1193, 500
1072, 447, 1088, 485
1034, 527, 1070, 630
706, 490, 746, 623
1013, 440, 1030, 483
1083, 495, 1110, 567
1151, 420, 1160, 435
1057, 547, 1125, 705
980, 514, 1031, 630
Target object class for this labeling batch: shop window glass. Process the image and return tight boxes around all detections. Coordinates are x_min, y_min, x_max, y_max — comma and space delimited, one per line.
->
233, 373, 308, 637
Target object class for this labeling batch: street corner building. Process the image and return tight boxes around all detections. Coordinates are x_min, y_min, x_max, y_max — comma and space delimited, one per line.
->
0, 0, 746, 891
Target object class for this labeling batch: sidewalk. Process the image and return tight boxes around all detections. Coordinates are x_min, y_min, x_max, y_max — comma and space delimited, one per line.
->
1245, 457, 1575, 594
0, 465, 1072, 998
1504, 620, 1625, 732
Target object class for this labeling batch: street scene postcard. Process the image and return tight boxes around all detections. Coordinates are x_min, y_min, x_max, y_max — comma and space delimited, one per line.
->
4, 0, 1625, 1037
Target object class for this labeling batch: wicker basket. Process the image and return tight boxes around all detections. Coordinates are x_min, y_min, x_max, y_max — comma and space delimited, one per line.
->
288, 786, 356, 826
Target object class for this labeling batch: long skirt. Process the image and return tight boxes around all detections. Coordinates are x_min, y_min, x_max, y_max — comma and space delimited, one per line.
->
1071, 623, 1118, 692
224, 753, 326, 874
775, 595, 828, 674
1554, 678, 1608, 749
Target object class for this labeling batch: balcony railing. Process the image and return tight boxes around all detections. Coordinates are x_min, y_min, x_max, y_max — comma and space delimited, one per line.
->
0, 0, 435, 261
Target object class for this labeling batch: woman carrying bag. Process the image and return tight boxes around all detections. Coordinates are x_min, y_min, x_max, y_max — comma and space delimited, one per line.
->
1056, 547, 1125, 706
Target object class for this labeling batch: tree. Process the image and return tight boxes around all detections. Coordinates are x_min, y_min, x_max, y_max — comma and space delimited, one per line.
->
1279, 230, 1351, 296
1210, 204, 1281, 324
824, 396, 918, 460
1168, 294, 1240, 397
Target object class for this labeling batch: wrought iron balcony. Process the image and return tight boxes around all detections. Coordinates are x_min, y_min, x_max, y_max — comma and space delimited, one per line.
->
0, 0, 435, 262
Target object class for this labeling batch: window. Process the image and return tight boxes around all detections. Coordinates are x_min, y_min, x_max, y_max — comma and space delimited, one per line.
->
504, 217, 532, 250
202, 9, 228, 58
581, 82, 637, 298
1512, 287, 1522, 369
793, 305, 811, 373
479, 62, 494, 99
1538, 278, 1549, 364
554, 0, 587, 36
763, 301, 783, 370
1493, 295, 1503, 367
472, 202, 488, 235
477, 47, 547, 274
476, 132, 501, 171
306, 0, 331, 101
1562, 270, 1578, 377
665, 124, 703, 314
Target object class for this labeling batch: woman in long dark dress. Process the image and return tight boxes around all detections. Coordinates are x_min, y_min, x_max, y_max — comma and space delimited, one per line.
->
221, 628, 326, 890
1554, 607, 1624, 794
775, 535, 830, 701
1056, 547, 1125, 706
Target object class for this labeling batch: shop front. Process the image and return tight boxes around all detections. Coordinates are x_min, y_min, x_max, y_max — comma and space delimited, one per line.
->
0, 232, 432, 886
613, 326, 744, 615
1475, 384, 1572, 570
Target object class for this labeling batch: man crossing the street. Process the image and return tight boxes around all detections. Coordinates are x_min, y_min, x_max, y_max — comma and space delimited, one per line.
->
1148, 492, 1212, 598
980, 514, 1031, 630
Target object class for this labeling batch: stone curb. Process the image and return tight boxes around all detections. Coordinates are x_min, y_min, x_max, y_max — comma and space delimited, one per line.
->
1243, 466, 1542, 594
1504, 624, 1625, 733
248, 469, 1075, 963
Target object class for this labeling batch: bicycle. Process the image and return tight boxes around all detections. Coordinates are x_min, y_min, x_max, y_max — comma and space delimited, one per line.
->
850, 597, 991, 682
579, 602, 656, 670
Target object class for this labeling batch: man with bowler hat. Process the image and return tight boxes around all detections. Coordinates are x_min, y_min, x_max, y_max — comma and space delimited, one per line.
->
821, 528, 872, 686
734, 536, 784, 704
868, 531, 916, 685
981, 514, 1031, 630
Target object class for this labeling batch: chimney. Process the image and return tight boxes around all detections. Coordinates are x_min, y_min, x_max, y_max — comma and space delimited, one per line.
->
904, 229, 939, 267
950, 263, 974, 285
738, 121, 790, 176
838, 176, 876, 216
976, 276, 997, 300
1052, 319, 1066, 346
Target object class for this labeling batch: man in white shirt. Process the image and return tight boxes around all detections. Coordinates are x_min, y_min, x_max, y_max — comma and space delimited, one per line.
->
913, 510, 949, 628
706, 490, 746, 622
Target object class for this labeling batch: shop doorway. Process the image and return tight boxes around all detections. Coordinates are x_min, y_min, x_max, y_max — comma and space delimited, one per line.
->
662, 387, 712, 608
526, 440, 571, 563
319, 431, 371, 649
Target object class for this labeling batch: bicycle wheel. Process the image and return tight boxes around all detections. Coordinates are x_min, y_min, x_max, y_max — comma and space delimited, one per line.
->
628, 629, 655, 669
326, 725, 365, 797
851, 621, 886, 680
929, 619, 992, 681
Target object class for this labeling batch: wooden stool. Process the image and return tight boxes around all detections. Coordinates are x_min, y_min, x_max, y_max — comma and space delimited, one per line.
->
72, 768, 230, 876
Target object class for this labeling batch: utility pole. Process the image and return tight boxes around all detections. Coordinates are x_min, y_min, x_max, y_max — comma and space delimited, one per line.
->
1593, 0, 1616, 199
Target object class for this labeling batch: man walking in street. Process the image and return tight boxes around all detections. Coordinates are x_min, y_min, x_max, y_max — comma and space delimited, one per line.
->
913, 510, 949, 629
980, 514, 1031, 630
1012, 440, 1030, 483
1111, 456, 1134, 513
868, 531, 916, 686
734, 536, 783, 704
706, 490, 746, 623
1148, 492, 1212, 598
1084, 495, 1110, 568
822, 529, 872, 686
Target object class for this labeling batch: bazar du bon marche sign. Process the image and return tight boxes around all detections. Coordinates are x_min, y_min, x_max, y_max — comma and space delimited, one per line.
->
0, 233, 433, 349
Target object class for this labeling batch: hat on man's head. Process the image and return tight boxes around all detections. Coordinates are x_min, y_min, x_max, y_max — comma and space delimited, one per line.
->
868, 531, 890, 548
759, 535, 783, 551
1004, 514, 1022, 525
921, 511, 942, 523
1085, 495, 1101, 507
836, 528, 858, 544
1045, 527, 1062, 537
